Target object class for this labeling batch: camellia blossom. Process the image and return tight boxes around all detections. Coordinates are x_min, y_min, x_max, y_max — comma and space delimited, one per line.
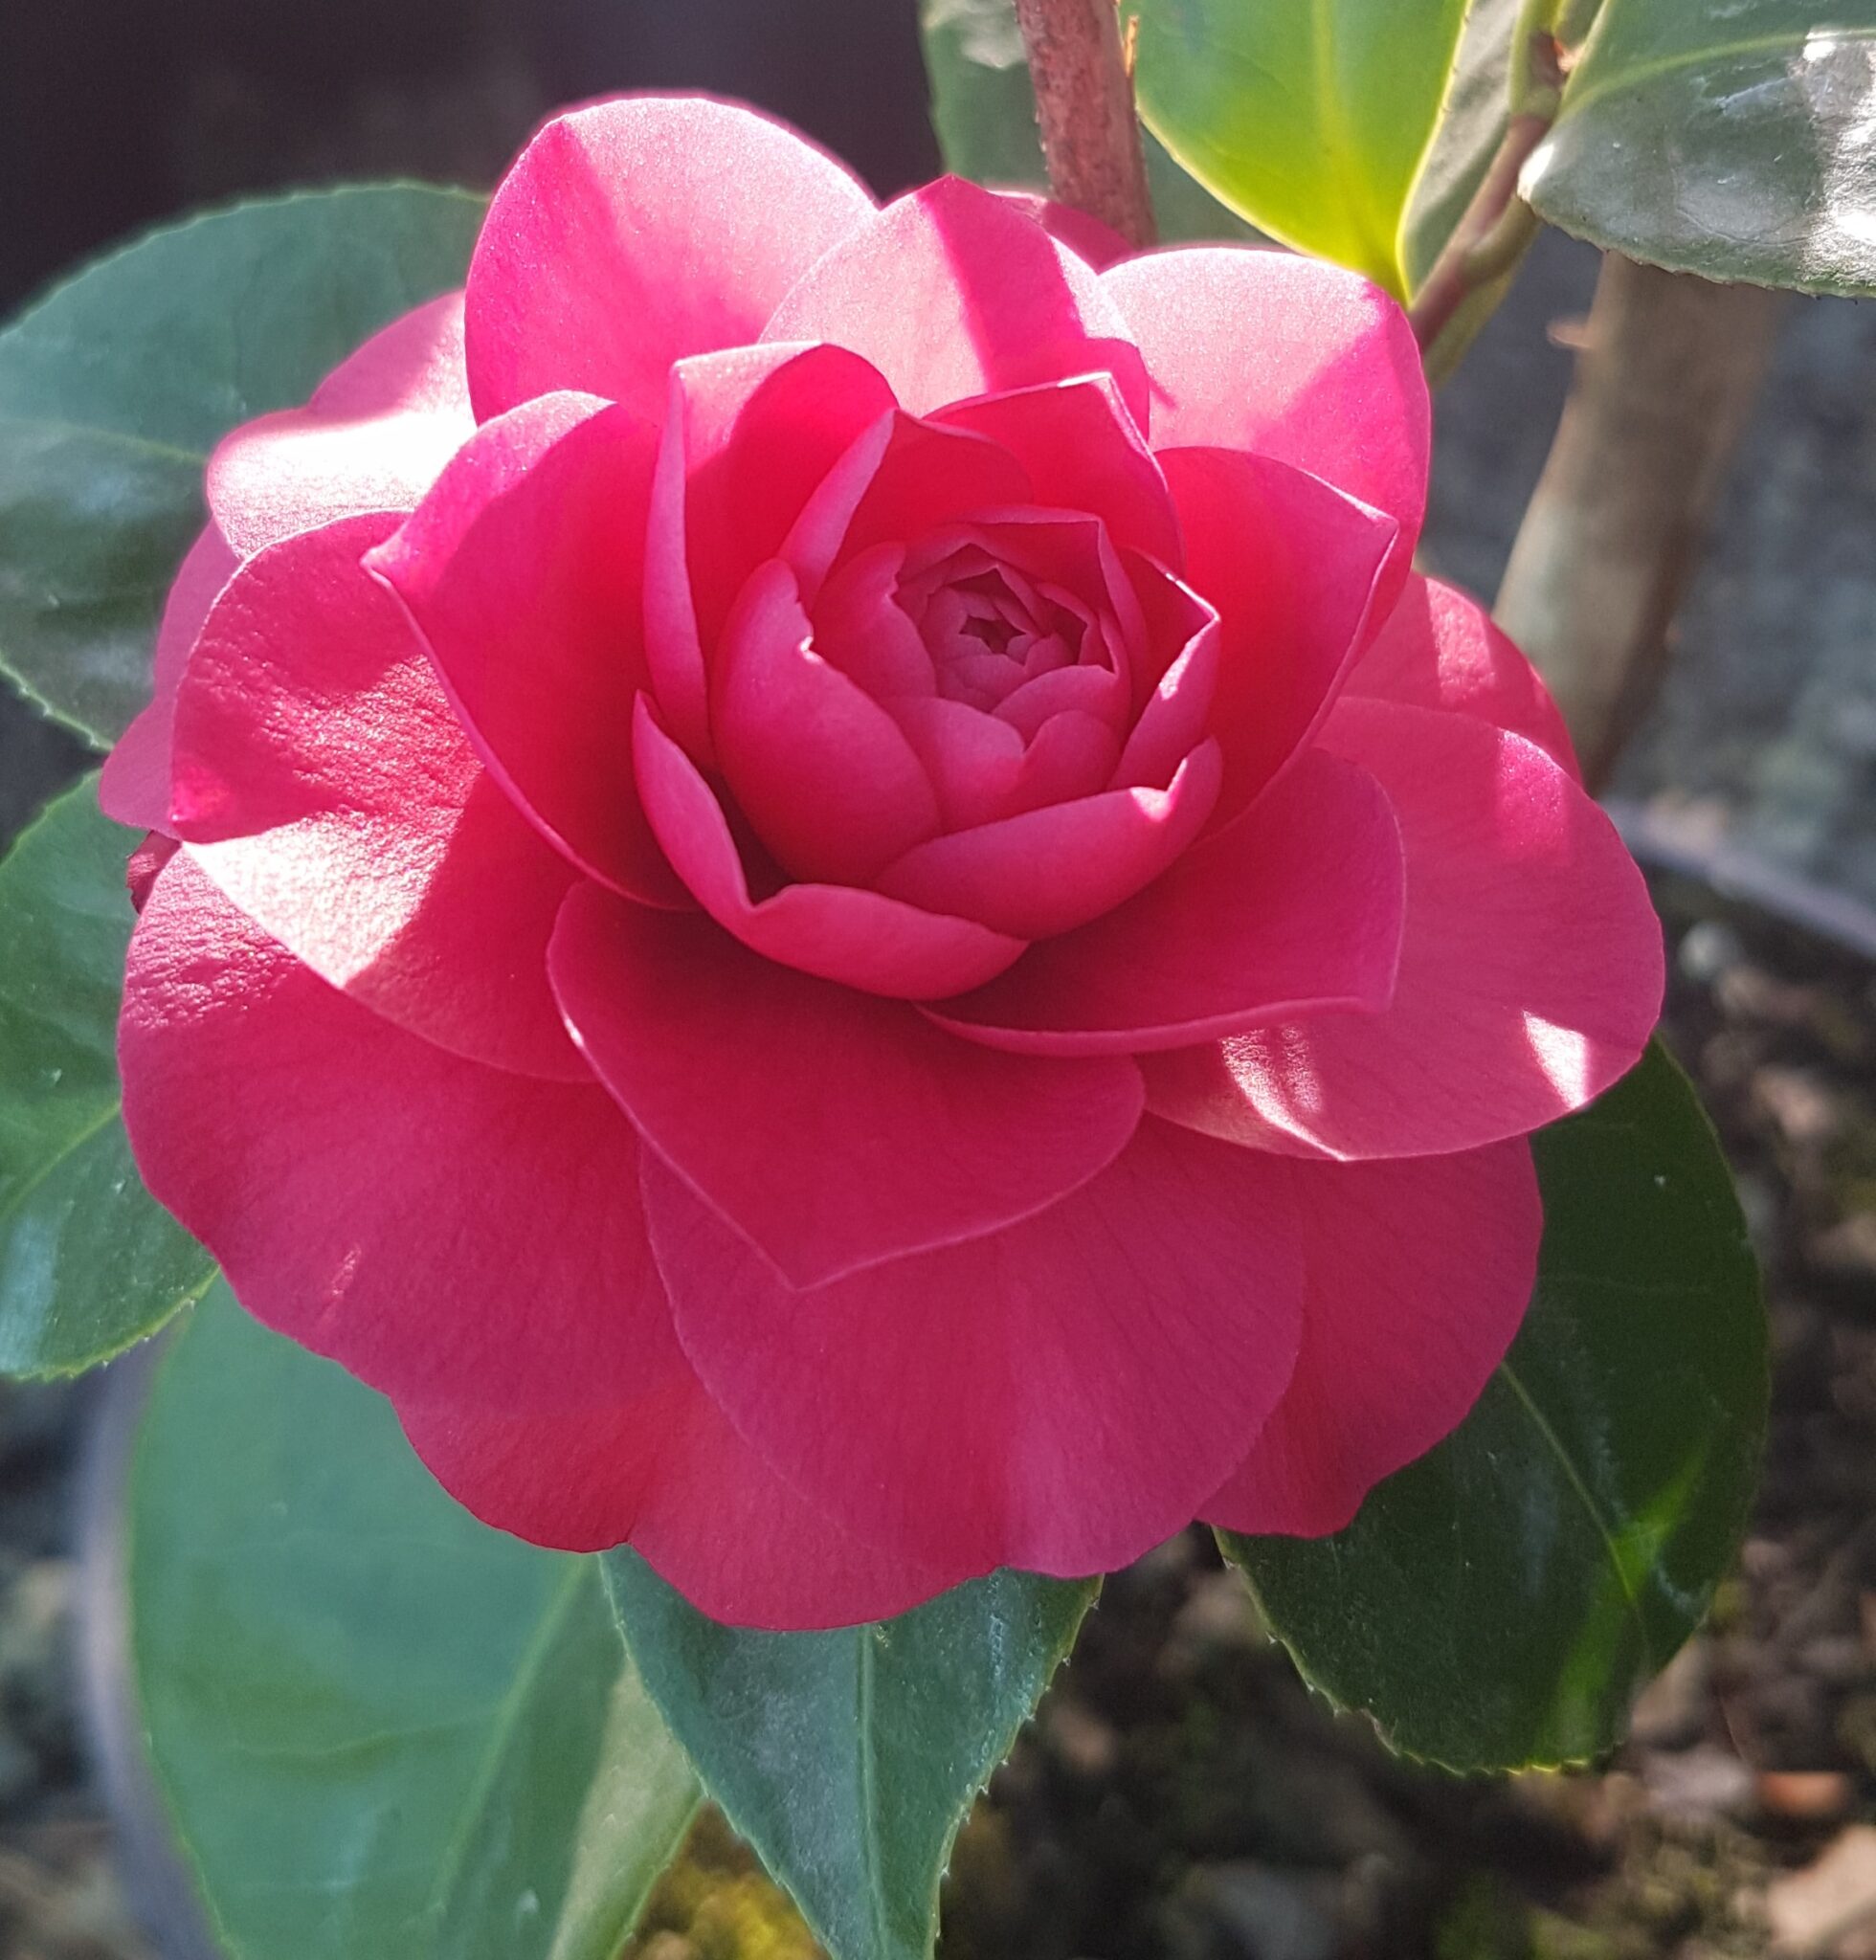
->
106, 97, 1663, 1630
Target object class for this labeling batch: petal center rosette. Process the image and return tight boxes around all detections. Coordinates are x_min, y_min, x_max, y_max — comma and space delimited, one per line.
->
104, 93, 1667, 1631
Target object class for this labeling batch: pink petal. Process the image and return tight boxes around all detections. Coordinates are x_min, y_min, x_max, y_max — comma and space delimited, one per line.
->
166, 513, 582, 1080
121, 859, 680, 1413
550, 886, 1144, 1285
647, 1117, 1305, 1573
401, 1380, 980, 1626
1102, 246, 1428, 577
1144, 700, 1664, 1159
995, 189, 1132, 272
765, 176, 1150, 428
367, 392, 684, 906
1163, 446, 1398, 819
634, 698, 1027, 997
465, 97, 874, 421
1346, 572, 1580, 777
1206, 1141, 1540, 1536
874, 741, 1222, 939
646, 342, 897, 762
208, 294, 473, 555
99, 524, 240, 830
935, 376, 1181, 566
1111, 554, 1219, 789
810, 543, 935, 699
712, 559, 940, 883
928, 749, 1403, 1054
802, 412, 1034, 586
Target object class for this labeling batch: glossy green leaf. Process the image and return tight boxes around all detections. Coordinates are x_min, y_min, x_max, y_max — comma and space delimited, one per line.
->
1119, 0, 1471, 293
1400, 0, 1524, 294
131, 1290, 701, 1960
919, 0, 1254, 241
0, 774, 211, 1375
0, 184, 483, 744
606, 1551, 1095, 1960
1524, 0, 1876, 294
1222, 1041, 1766, 1771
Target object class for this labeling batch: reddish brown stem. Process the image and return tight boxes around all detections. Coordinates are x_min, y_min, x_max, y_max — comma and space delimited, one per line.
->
1013, 0, 1157, 250
1409, 31, 1565, 360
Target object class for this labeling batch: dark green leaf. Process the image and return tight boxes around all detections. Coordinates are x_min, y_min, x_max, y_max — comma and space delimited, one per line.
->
1119, 0, 1470, 293
607, 1550, 1094, 1960
0, 185, 483, 743
0, 774, 210, 1374
1524, 0, 1876, 294
131, 1290, 700, 1960
1222, 1041, 1766, 1770
919, 0, 1253, 242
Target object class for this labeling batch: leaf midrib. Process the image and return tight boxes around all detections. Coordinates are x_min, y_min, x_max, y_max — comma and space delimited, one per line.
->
1497, 1359, 1657, 1664
1558, 26, 1876, 124
418, 1561, 591, 1936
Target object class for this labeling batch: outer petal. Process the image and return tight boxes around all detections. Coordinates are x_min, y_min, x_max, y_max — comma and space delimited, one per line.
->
713, 559, 940, 883
208, 294, 473, 555
874, 741, 1222, 940
1102, 246, 1428, 576
400, 1381, 981, 1628
465, 96, 874, 421
934, 376, 1182, 567
647, 342, 896, 759
121, 859, 679, 1413
765, 176, 1150, 427
99, 524, 240, 830
368, 392, 684, 905
550, 886, 1144, 1286
647, 1117, 1305, 1574
1144, 700, 1664, 1159
995, 190, 1132, 272
633, 698, 1026, 997
1162, 447, 1398, 817
928, 750, 1403, 1054
166, 512, 582, 1079
1345, 572, 1580, 776
1205, 1141, 1541, 1536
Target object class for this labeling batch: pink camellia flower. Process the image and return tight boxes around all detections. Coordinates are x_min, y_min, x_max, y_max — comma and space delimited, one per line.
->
104, 98, 1663, 1629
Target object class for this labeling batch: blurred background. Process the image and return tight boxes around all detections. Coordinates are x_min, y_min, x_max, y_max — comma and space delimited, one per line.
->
0, 4, 1872, 1956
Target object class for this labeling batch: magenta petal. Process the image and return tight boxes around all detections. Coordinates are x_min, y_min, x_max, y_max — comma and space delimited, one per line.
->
1346, 572, 1580, 776
550, 886, 1144, 1285
1103, 246, 1428, 567
929, 749, 1403, 1054
765, 176, 1150, 427
368, 391, 684, 905
648, 1117, 1305, 1574
167, 513, 582, 1079
122, 859, 680, 1412
934, 377, 1181, 566
100, 524, 240, 830
1163, 446, 1398, 818
401, 1381, 981, 1625
1111, 554, 1219, 789
465, 97, 873, 420
874, 741, 1221, 939
646, 342, 898, 761
633, 699, 1027, 997
208, 294, 472, 555
713, 559, 940, 883
1206, 1141, 1541, 1536
994, 190, 1132, 271
1145, 700, 1664, 1159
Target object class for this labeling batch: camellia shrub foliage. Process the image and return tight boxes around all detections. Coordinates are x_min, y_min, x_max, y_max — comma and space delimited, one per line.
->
7, 0, 1868, 1951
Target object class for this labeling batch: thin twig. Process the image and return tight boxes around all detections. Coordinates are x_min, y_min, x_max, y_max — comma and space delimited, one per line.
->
1409, 28, 1564, 358
1014, 0, 1157, 250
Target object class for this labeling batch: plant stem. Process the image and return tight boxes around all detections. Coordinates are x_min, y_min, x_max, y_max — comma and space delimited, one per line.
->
1013, 0, 1157, 250
1494, 255, 1784, 790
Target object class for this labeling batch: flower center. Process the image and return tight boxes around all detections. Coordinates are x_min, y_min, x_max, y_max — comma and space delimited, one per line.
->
893, 545, 1093, 712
